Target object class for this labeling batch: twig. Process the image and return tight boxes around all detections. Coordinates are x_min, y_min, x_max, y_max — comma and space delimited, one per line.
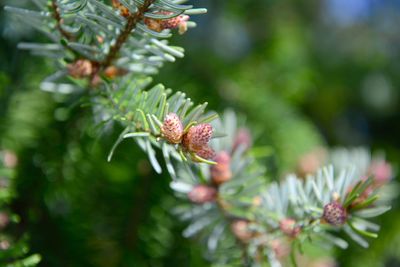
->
102, 0, 155, 68
50, 0, 74, 40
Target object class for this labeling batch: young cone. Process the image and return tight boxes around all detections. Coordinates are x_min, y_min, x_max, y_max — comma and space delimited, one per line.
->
188, 185, 217, 204
211, 151, 232, 185
67, 59, 93, 78
279, 218, 301, 237
183, 123, 213, 152
144, 12, 189, 34
230, 220, 253, 243
323, 202, 347, 226
161, 113, 184, 144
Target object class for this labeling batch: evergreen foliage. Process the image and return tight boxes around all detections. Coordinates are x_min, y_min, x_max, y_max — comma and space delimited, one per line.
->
1, 0, 398, 266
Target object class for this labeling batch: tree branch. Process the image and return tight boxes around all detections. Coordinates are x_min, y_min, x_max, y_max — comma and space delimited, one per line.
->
50, 0, 73, 41
102, 0, 155, 68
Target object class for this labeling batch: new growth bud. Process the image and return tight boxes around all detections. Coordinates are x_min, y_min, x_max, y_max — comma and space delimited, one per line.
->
183, 123, 213, 151
183, 123, 215, 160
323, 202, 347, 226
211, 151, 232, 185
279, 218, 301, 237
188, 185, 217, 204
144, 12, 190, 34
67, 59, 93, 78
112, 0, 130, 17
161, 113, 184, 144
230, 220, 253, 243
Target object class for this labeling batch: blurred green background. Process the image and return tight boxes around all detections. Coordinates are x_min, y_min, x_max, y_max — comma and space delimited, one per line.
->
0, 0, 400, 266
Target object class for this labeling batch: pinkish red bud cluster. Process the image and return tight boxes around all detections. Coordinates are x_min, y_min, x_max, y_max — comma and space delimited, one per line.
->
161, 113, 215, 160
188, 185, 217, 204
322, 202, 347, 226
279, 218, 301, 237
144, 11, 190, 34
161, 113, 184, 144
211, 151, 232, 185
183, 123, 213, 151
182, 123, 215, 160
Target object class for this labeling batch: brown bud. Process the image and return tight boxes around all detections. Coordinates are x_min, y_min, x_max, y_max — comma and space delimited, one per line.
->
322, 202, 347, 226
161, 113, 184, 144
104, 66, 120, 79
279, 218, 301, 237
230, 220, 253, 242
67, 59, 93, 78
211, 151, 232, 185
112, 0, 130, 17
182, 123, 213, 152
144, 18, 163, 32
188, 185, 217, 204
144, 12, 189, 34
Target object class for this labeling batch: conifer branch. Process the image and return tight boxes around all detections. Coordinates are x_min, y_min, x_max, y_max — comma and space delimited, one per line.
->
102, 0, 155, 69
4, 2, 397, 267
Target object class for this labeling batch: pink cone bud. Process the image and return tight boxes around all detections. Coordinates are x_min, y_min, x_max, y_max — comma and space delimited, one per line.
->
279, 218, 301, 237
296, 148, 326, 177
183, 123, 213, 152
211, 151, 232, 185
144, 11, 190, 34
323, 202, 347, 226
233, 128, 252, 152
161, 113, 184, 144
67, 59, 93, 78
161, 14, 189, 30
369, 160, 392, 185
188, 185, 217, 204
230, 220, 253, 242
